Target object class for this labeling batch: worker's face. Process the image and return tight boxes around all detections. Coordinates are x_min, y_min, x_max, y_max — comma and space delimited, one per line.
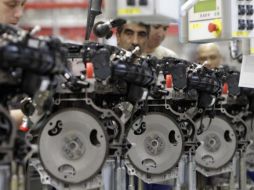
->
197, 46, 221, 69
116, 23, 149, 55
148, 24, 168, 48
0, 0, 26, 25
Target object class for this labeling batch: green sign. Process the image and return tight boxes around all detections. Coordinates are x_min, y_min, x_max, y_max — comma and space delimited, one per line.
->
194, 0, 216, 13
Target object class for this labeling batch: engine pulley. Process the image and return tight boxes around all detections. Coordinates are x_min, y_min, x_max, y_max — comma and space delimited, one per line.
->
126, 113, 183, 175
39, 108, 108, 184
195, 116, 237, 170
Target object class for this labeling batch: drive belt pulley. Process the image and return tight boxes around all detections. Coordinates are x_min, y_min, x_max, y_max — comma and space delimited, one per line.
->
39, 108, 108, 184
126, 113, 184, 175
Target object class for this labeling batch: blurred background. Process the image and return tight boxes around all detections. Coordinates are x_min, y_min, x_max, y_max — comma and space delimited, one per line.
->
20, 0, 241, 70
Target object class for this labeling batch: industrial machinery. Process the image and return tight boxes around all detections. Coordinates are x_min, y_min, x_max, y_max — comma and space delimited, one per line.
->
180, 0, 254, 42
180, 0, 254, 88
179, 0, 254, 189
1, 0, 254, 190
0, 23, 73, 190
20, 40, 228, 190
0, 15, 227, 190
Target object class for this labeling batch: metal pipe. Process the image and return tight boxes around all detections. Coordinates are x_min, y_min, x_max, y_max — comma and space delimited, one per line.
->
240, 154, 247, 190
179, 0, 189, 43
176, 156, 187, 190
138, 178, 143, 190
116, 158, 126, 190
0, 165, 10, 190
102, 159, 115, 190
188, 155, 196, 190
128, 175, 135, 190
180, 0, 199, 17
11, 162, 18, 190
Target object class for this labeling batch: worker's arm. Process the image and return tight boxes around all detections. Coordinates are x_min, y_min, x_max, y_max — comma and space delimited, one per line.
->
10, 109, 24, 127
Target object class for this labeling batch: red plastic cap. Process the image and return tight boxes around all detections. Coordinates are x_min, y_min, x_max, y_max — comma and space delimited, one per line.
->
166, 74, 173, 88
19, 123, 29, 132
223, 83, 228, 94
86, 62, 94, 78
208, 23, 218, 33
